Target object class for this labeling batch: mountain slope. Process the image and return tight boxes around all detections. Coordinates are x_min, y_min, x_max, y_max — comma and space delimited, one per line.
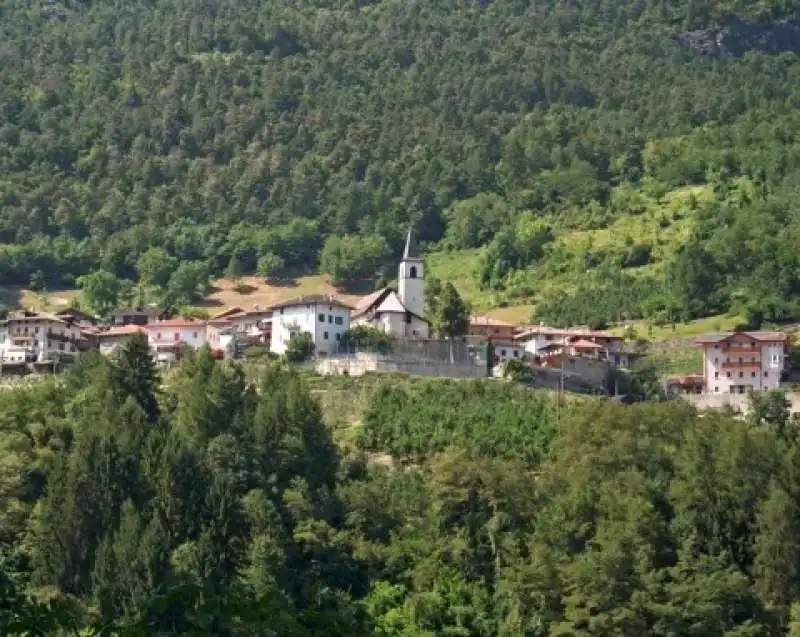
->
1, 0, 800, 324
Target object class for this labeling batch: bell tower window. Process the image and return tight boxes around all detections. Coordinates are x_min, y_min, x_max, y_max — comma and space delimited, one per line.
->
409, 266, 417, 279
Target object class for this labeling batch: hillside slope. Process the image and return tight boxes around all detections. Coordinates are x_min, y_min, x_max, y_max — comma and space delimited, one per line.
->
1, 0, 800, 324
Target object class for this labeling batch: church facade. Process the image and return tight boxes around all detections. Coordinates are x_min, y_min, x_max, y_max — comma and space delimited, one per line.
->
350, 229, 430, 339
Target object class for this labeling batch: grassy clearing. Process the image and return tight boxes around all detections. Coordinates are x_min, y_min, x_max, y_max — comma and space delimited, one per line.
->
198, 274, 364, 313
0, 286, 79, 312
647, 345, 704, 376
608, 313, 745, 341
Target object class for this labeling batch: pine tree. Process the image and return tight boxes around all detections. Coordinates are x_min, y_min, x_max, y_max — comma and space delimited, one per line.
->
112, 333, 160, 424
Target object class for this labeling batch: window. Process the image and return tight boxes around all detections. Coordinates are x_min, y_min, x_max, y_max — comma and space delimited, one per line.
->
193, 332, 198, 338
34, 327, 39, 333
513, 350, 519, 358
157, 333, 162, 340
324, 331, 329, 340
328, 315, 333, 324
174, 333, 180, 342
280, 308, 284, 315
714, 386, 719, 393
714, 371, 719, 379
59, 343, 65, 351
335, 333, 341, 341
318, 313, 325, 323
405, 312, 412, 324
751, 371, 757, 378
739, 371, 744, 378
409, 266, 417, 279
738, 357, 743, 363
334, 316, 343, 325
764, 371, 769, 378
501, 349, 507, 357
726, 372, 731, 378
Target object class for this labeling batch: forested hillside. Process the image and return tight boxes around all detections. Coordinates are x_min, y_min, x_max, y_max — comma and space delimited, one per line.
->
4, 341, 800, 634
2, 0, 800, 324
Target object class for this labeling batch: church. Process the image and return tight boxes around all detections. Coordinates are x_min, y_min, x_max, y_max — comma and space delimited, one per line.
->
350, 229, 431, 339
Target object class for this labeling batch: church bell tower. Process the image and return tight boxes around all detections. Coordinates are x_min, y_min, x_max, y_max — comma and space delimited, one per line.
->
398, 228, 423, 317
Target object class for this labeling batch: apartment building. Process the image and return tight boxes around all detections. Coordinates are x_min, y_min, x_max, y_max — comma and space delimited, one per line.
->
695, 331, 790, 394
1, 310, 86, 362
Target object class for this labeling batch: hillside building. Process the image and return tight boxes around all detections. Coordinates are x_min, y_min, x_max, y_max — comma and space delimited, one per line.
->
270, 295, 352, 356
695, 331, 790, 394
350, 229, 430, 339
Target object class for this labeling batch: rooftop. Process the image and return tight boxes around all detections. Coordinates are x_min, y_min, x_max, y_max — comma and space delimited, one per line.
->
353, 287, 391, 317
269, 294, 354, 311
146, 317, 205, 329
403, 228, 420, 260
98, 325, 147, 338
694, 331, 789, 344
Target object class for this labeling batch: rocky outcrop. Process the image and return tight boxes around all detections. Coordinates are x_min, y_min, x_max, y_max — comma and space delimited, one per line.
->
676, 17, 800, 59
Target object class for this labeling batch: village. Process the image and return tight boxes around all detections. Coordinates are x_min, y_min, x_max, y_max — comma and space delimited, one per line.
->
0, 229, 793, 405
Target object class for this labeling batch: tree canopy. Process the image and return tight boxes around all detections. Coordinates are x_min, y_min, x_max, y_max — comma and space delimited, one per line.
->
0, 0, 799, 327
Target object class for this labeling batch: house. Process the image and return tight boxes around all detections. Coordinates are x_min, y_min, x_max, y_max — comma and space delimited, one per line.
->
0, 321, 31, 363
270, 295, 352, 356
490, 339, 524, 362
469, 315, 518, 341
226, 308, 272, 338
350, 229, 430, 339
4, 310, 85, 362
113, 307, 168, 327
515, 325, 628, 364
206, 319, 237, 358
96, 325, 147, 357
694, 331, 790, 394
145, 317, 207, 363
56, 307, 98, 325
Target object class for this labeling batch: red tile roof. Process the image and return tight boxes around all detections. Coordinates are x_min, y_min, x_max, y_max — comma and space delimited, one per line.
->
694, 331, 788, 344
99, 325, 147, 338
352, 288, 391, 317
145, 318, 204, 329
570, 338, 604, 349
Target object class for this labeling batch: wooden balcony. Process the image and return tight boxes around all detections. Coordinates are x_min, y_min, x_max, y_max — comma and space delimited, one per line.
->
724, 347, 760, 355
721, 361, 761, 369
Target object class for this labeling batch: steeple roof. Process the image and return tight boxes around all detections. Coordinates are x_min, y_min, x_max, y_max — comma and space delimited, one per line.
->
403, 227, 420, 260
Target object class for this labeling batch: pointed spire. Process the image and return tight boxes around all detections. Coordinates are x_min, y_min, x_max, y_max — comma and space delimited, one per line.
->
403, 227, 420, 260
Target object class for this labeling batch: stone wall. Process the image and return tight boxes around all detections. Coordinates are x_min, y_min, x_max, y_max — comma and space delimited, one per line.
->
315, 353, 486, 380
683, 391, 800, 414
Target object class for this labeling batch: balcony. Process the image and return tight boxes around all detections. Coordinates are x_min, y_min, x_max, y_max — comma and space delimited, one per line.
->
721, 361, 761, 369
723, 347, 760, 355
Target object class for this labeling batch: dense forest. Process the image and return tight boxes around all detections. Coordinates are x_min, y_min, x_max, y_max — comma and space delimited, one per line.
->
1, 338, 800, 634
2, 0, 800, 323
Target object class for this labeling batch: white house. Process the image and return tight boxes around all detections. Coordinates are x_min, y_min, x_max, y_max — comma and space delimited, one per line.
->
350, 229, 430, 339
145, 317, 207, 363
695, 331, 790, 394
4, 310, 85, 362
270, 295, 352, 356
515, 325, 625, 356
206, 319, 237, 357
